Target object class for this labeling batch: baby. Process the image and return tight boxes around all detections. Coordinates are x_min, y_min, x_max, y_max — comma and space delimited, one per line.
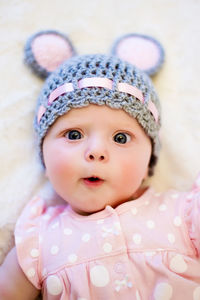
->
0, 31, 200, 300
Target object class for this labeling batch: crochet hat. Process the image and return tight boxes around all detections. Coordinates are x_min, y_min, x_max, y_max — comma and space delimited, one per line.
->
25, 31, 164, 175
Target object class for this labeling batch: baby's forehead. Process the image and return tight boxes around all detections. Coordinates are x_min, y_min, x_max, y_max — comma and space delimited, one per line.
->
49, 104, 146, 134
53, 104, 135, 122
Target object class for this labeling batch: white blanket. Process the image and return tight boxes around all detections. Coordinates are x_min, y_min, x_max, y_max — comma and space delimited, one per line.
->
0, 0, 200, 263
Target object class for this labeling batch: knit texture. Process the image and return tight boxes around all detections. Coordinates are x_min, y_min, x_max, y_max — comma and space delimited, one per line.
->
25, 30, 76, 78
34, 54, 161, 175
111, 33, 165, 76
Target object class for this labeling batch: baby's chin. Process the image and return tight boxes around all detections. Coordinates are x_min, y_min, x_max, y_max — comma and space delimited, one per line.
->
70, 197, 134, 216
63, 187, 149, 216
71, 205, 106, 216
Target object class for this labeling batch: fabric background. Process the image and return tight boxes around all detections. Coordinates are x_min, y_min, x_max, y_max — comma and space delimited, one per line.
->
0, 0, 199, 263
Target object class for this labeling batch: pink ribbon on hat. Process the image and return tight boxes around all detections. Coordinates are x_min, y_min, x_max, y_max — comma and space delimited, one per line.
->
117, 82, 144, 103
78, 77, 113, 90
37, 77, 159, 123
148, 100, 159, 123
37, 105, 46, 124
48, 83, 74, 105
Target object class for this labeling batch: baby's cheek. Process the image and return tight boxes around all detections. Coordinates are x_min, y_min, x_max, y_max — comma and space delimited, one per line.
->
46, 157, 72, 194
120, 158, 146, 184
44, 148, 69, 179
50, 154, 73, 177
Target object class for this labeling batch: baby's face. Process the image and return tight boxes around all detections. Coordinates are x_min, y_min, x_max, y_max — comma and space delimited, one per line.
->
43, 104, 151, 215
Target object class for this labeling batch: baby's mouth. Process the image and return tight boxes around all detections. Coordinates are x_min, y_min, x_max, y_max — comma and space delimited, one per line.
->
83, 176, 104, 186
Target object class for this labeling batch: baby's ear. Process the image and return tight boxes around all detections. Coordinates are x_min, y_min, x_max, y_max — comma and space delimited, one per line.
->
111, 33, 164, 76
24, 30, 76, 78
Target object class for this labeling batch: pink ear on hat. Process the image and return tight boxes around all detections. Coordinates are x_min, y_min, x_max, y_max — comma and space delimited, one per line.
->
111, 33, 164, 76
25, 30, 76, 78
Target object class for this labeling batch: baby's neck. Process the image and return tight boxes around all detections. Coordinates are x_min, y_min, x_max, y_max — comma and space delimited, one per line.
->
68, 186, 149, 216
131, 186, 149, 200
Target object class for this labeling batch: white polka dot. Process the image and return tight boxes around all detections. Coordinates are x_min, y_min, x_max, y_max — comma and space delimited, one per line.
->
90, 265, 110, 287
97, 219, 104, 224
64, 228, 72, 235
146, 220, 155, 229
27, 268, 36, 278
193, 286, 200, 300
78, 298, 87, 300
31, 206, 37, 215
159, 204, 167, 211
43, 214, 51, 220
15, 236, 22, 244
51, 222, 59, 229
82, 233, 91, 242
114, 222, 121, 231
133, 234, 142, 245
154, 282, 173, 300
173, 216, 182, 227
103, 242, 112, 253
167, 233, 175, 244
136, 290, 141, 300
46, 275, 63, 296
155, 193, 161, 197
26, 227, 36, 233
187, 193, 193, 200
115, 285, 121, 292
30, 248, 39, 258
51, 245, 59, 255
131, 207, 138, 215
145, 200, 150, 205
170, 254, 188, 273
68, 254, 77, 263
171, 193, 179, 199
127, 281, 133, 288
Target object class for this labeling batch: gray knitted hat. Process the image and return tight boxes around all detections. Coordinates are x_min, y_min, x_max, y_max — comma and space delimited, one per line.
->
25, 31, 164, 175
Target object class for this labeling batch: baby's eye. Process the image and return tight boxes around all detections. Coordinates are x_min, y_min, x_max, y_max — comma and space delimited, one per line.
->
113, 132, 131, 144
65, 130, 82, 140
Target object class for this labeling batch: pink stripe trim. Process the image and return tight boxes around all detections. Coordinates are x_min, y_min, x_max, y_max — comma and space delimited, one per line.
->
40, 77, 159, 124
148, 100, 159, 123
117, 82, 144, 103
48, 83, 74, 104
37, 105, 46, 123
78, 77, 113, 90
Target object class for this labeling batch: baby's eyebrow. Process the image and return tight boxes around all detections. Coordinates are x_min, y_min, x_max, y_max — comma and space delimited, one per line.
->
54, 118, 82, 128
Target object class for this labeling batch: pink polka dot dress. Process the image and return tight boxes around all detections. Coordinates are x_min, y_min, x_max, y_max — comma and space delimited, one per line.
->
15, 176, 200, 299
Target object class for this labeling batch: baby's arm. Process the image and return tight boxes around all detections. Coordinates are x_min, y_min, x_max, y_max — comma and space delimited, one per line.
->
0, 247, 40, 300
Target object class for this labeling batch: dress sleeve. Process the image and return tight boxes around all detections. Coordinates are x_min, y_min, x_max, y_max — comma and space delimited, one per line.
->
14, 196, 45, 290
185, 174, 200, 257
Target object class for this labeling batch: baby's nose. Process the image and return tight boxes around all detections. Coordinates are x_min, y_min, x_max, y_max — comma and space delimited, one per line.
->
85, 141, 109, 162
87, 153, 106, 161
